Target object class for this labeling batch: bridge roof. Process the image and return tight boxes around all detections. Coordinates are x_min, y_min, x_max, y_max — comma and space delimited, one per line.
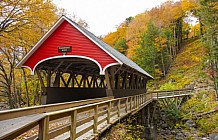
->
17, 16, 153, 79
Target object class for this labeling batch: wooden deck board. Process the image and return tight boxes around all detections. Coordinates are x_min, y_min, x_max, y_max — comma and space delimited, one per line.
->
0, 114, 46, 139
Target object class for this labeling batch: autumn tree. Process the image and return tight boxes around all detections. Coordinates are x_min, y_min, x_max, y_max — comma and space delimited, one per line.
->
103, 18, 130, 55
0, 0, 60, 108
0, 45, 21, 108
181, 0, 203, 35
126, 12, 150, 59
103, 1, 202, 89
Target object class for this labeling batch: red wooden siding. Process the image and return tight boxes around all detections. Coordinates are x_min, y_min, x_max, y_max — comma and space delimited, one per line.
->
23, 20, 117, 72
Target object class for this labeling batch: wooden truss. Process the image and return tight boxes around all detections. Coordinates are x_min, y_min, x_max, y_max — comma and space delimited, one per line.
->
105, 66, 148, 90
35, 59, 149, 96
159, 96, 189, 110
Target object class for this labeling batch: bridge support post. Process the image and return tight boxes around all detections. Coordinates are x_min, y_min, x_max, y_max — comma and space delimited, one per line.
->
140, 102, 158, 140
41, 94, 47, 105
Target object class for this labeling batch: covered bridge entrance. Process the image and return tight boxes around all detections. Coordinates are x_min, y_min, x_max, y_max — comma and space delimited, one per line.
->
17, 16, 153, 104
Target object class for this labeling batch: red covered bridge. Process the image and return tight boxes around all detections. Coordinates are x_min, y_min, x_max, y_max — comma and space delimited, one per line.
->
17, 15, 153, 104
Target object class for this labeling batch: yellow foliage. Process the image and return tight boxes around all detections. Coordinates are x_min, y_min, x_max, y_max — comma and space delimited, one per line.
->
160, 39, 206, 89
181, 0, 201, 13
0, 0, 61, 107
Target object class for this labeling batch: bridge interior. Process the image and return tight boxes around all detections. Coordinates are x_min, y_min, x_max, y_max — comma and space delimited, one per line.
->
36, 57, 150, 104
36, 57, 107, 104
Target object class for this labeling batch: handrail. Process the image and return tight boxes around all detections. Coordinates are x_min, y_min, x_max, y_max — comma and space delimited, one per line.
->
151, 88, 193, 99
0, 88, 194, 140
39, 93, 153, 140
147, 88, 194, 94
0, 93, 153, 140
0, 96, 113, 121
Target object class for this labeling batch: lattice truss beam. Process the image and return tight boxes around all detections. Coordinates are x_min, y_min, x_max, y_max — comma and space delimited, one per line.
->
36, 58, 149, 93
159, 96, 189, 110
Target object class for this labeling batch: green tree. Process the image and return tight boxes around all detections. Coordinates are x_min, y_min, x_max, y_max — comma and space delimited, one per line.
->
199, 0, 218, 100
136, 20, 159, 88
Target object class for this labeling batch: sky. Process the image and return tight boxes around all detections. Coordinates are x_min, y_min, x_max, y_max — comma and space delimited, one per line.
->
53, 0, 176, 36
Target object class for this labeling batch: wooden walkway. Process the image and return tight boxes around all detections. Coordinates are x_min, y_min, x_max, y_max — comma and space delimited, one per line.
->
0, 88, 193, 140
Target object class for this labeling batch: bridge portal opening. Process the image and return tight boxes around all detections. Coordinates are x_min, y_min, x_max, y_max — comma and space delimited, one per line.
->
36, 57, 107, 104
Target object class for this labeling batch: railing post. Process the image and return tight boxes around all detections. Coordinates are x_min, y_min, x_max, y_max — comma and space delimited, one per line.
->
134, 96, 136, 109
141, 94, 143, 104
139, 95, 141, 105
137, 95, 139, 107
94, 105, 98, 134
130, 96, 132, 111
135, 96, 137, 108
118, 99, 121, 117
138, 95, 140, 106
142, 94, 143, 104
107, 102, 111, 124
125, 97, 128, 113
70, 110, 77, 140
38, 116, 49, 140
142, 94, 144, 103
145, 93, 146, 102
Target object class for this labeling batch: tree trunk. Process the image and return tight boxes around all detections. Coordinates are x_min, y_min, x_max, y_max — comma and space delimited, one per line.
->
178, 18, 183, 50
199, 18, 204, 36
153, 54, 157, 89
161, 50, 166, 76
22, 69, 30, 106
7, 87, 16, 109
173, 24, 177, 57
12, 68, 20, 108
212, 36, 218, 101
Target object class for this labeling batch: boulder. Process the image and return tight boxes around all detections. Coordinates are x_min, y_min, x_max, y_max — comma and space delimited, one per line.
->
202, 94, 207, 99
175, 132, 184, 140
161, 123, 168, 130
185, 119, 196, 129
210, 133, 218, 140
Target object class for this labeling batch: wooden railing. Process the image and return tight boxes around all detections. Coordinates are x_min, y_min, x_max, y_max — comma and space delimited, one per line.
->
0, 96, 113, 121
0, 93, 153, 140
149, 88, 193, 99
32, 93, 153, 140
0, 97, 113, 140
0, 88, 194, 140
